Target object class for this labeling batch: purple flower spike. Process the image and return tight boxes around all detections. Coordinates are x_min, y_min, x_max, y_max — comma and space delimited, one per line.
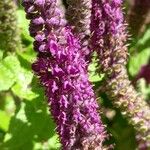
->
66, 0, 92, 61
91, 0, 150, 148
22, 0, 107, 149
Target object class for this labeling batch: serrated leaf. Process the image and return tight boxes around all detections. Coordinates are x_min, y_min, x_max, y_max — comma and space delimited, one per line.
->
17, 68, 33, 86
17, 45, 36, 63
128, 48, 150, 76
11, 66, 35, 100
0, 63, 15, 91
0, 55, 34, 100
3, 55, 21, 76
3, 55, 33, 85
12, 83, 38, 101
3, 55, 34, 100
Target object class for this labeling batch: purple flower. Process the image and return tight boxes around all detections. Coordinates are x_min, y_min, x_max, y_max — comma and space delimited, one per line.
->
66, 0, 92, 61
22, 0, 106, 149
91, 0, 150, 148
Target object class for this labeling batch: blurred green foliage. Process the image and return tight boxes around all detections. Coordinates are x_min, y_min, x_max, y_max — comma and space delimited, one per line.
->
0, 4, 150, 150
0, 9, 60, 150
129, 26, 150, 76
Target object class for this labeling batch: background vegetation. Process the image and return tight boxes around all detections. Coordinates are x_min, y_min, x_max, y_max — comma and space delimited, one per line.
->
0, 1, 150, 150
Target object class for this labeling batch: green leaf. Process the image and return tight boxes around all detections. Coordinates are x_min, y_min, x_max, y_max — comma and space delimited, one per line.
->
88, 61, 104, 82
3, 55, 35, 100
0, 62, 15, 91
17, 45, 36, 63
128, 48, 150, 76
0, 111, 11, 132
33, 135, 60, 150
16, 9, 33, 43
2, 97, 60, 150
137, 27, 150, 46
3, 55, 33, 84
12, 83, 38, 101
47, 135, 61, 149
0, 55, 35, 100
11, 64, 35, 100
2, 55, 21, 76
89, 73, 104, 83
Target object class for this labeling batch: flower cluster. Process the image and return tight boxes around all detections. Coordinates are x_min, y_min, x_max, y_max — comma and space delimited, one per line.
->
91, 0, 150, 147
0, 0, 21, 52
22, 0, 106, 149
66, 0, 92, 60
22, 0, 150, 149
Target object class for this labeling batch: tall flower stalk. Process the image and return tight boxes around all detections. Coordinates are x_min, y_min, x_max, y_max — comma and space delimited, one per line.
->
91, 0, 150, 148
22, 0, 106, 149
66, 0, 92, 60
0, 0, 21, 52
